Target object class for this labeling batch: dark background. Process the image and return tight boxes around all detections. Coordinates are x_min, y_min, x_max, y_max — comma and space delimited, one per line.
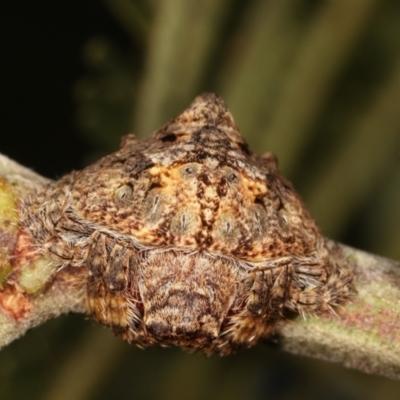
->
1, 1, 400, 399
2, 1, 132, 177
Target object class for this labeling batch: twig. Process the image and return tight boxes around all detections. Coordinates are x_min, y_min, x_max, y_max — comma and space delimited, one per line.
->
0, 154, 86, 350
280, 243, 400, 380
0, 153, 399, 380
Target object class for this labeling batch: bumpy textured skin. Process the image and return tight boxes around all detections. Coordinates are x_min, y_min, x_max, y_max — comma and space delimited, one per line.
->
21, 93, 353, 354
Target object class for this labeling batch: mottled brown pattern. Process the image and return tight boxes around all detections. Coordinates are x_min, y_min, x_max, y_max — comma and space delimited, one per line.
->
20, 93, 353, 354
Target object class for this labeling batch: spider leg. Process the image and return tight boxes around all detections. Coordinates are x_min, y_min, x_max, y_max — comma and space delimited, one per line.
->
86, 232, 136, 340
246, 265, 293, 322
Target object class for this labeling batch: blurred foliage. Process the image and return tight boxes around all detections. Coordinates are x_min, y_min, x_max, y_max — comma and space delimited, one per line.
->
2, 0, 400, 399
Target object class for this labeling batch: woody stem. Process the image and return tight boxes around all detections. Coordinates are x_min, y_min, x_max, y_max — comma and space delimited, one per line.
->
0, 153, 399, 380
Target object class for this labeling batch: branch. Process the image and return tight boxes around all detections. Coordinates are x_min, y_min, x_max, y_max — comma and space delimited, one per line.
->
280, 243, 400, 380
0, 154, 86, 349
0, 153, 399, 380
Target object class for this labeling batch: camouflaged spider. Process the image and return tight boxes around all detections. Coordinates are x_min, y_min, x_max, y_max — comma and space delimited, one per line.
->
21, 93, 353, 354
